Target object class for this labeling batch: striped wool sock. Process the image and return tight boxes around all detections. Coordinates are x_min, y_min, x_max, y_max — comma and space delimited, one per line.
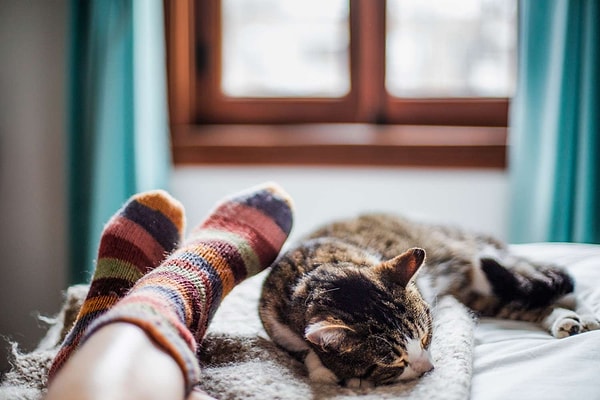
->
48, 190, 185, 380
81, 182, 294, 393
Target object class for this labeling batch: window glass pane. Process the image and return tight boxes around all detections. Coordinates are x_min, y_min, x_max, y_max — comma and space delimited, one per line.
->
221, 0, 349, 98
386, 0, 517, 98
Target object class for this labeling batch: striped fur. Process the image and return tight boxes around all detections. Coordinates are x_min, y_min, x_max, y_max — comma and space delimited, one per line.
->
48, 190, 185, 380
259, 213, 593, 388
80, 183, 294, 393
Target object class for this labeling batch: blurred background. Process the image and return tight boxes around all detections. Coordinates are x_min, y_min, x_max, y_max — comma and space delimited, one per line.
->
0, 0, 597, 375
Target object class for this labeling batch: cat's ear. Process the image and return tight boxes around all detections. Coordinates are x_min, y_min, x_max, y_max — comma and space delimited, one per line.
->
376, 247, 426, 287
305, 320, 355, 353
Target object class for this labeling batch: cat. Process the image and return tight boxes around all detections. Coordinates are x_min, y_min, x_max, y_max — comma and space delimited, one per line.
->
258, 213, 600, 388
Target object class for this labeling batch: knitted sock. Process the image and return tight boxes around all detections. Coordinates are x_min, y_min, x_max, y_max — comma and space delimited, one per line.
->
48, 190, 185, 380
81, 182, 294, 393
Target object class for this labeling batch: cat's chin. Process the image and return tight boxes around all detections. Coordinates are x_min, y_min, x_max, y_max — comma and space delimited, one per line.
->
397, 366, 434, 382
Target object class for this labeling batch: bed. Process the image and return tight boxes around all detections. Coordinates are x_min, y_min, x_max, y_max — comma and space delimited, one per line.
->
471, 243, 600, 400
1, 243, 599, 400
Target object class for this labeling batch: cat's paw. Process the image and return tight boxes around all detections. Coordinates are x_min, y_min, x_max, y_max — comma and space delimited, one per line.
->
344, 378, 374, 389
580, 314, 600, 332
544, 308, 597, 338
308, 367, 339, 385
552, 314, 582, 338
550, 311, 600, 338
305, 351, 339, 385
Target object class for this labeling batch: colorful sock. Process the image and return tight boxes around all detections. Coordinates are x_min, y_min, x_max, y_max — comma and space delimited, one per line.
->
48, 190, 185, 380
81, 182, 294, 393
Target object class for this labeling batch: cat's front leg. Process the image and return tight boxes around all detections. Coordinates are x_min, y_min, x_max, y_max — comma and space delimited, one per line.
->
344, 378, 374, 389
305, 350, 339, 385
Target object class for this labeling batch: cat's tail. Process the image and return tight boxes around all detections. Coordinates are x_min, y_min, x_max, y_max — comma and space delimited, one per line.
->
479, 257, 574, 310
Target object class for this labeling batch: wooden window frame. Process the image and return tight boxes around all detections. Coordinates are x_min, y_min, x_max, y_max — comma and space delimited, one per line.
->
164, 0, 509, 168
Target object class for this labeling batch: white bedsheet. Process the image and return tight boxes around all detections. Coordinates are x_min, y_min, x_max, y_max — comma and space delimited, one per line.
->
471, 243, 600, 400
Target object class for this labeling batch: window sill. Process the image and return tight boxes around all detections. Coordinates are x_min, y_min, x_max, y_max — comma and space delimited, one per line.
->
171, 124, 507, 169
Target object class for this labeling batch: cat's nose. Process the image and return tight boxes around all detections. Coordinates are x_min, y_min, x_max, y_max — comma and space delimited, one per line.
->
414, 355, 434, 375
421, 360, 434, 375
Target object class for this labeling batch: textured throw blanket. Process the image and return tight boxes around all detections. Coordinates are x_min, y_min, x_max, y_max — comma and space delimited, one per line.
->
0, 271, 475, 400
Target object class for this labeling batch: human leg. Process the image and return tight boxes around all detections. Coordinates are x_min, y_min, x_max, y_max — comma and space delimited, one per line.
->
46, 183, 294, 398
46, 323, 188, 400
48, 190, 185, 379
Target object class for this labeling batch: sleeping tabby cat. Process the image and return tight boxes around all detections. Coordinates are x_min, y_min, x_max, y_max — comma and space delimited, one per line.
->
259, 214, 599, 388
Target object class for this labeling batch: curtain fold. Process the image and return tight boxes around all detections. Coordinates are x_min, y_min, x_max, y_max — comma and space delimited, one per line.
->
509, 0, 599, 244
68, 0, 171, 283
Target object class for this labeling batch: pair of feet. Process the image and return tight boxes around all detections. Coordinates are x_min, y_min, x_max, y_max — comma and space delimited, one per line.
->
48, 183, 294, 394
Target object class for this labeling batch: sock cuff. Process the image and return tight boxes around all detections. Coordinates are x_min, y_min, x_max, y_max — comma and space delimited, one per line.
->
81, 301, 202, 394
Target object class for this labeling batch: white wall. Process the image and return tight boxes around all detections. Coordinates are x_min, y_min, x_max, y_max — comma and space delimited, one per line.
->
172, 167, 509, 243
0, 0, 68, 373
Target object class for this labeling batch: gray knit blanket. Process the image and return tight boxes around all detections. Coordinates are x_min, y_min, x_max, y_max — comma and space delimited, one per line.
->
0, 271, 475, 400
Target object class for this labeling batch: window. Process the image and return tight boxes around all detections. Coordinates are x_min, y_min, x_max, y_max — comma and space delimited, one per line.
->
165, 0, 516, 167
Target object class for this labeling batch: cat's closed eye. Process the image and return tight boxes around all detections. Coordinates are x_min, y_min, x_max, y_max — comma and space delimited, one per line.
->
371, 365, 407, 385
387, 350, 407, 366
361, 364, 377, 379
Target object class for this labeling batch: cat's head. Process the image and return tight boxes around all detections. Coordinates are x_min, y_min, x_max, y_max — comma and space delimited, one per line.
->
302, 247, 433, 387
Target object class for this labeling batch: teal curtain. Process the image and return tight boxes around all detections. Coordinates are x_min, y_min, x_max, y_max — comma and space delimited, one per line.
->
509, 0, 599, 244
69, 0, 171, 283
